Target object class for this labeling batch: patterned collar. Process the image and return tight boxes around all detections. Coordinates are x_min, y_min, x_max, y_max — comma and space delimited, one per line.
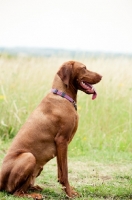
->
51, 89, 77, 110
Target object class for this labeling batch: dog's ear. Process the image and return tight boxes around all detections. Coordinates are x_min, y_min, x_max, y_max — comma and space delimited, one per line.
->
57, 61, 74, 87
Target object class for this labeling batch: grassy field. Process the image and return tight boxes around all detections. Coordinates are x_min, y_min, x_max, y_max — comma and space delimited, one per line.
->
0, 54, 132, 199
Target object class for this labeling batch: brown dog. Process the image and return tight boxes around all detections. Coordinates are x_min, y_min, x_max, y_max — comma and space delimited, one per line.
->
0, 61, 102, 199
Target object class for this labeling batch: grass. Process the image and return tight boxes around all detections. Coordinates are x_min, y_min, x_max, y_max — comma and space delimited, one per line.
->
0, 152, 132, 199
0, 54, 132, 199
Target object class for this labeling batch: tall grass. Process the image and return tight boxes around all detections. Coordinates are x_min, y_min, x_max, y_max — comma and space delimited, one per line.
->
0, 54, 132, 154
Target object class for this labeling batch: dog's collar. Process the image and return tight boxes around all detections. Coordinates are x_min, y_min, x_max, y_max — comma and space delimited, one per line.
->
51, 89, 77, 111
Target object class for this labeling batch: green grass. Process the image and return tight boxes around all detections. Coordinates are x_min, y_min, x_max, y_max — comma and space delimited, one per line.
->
0, 54, 132, 199
0, 150, 132, 199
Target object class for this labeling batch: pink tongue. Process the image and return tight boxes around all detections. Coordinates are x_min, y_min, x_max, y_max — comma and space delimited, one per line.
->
87, 84, 97, 100
92, 91, 97, 100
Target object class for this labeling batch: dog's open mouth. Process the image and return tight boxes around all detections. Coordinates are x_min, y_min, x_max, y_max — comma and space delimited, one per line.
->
80, 81, 97, 100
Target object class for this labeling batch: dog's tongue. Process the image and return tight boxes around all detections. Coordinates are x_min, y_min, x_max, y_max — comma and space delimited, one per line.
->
87, 84, 97, 100
92, 90, 97, 100
80, 81, 97, 100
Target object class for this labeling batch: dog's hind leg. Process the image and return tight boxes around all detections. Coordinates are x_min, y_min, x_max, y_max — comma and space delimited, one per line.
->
3, 152, 36, 193
3, 152, 43, 199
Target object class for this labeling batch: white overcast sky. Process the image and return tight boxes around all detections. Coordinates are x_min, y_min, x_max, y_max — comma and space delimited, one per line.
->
0, 0, 132, 54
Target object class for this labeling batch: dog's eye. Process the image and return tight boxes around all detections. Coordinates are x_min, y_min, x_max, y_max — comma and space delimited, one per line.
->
83, 66, 87, 70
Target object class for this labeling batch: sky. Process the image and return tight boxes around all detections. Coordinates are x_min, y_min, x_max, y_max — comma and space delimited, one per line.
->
0, 0, 132, 54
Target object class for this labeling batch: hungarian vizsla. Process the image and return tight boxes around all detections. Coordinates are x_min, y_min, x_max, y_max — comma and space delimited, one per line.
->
0, 61, 102, 199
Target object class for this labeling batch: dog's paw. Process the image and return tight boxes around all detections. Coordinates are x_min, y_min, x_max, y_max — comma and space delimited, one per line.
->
29, 193, 44, 200
14, 190, 44, 200
66, 187, 80, 198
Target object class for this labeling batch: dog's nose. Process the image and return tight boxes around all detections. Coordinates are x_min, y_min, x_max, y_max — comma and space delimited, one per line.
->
96, 74, 102, 82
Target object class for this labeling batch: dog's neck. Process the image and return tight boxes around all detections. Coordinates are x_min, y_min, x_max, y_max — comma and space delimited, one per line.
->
52, 74, 78, 103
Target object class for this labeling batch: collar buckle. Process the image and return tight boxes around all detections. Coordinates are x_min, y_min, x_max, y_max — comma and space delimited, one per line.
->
52, 89, 58, 94
61, 92, 65, 97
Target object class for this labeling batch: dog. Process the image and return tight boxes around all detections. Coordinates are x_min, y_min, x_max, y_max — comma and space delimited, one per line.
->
0, 61, 102, 199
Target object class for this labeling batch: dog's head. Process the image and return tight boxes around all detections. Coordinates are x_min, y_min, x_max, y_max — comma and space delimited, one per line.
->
57, 61, 102, 100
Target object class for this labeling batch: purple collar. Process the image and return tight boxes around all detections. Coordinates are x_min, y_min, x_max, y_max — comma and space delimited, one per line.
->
51, 89, 77, 110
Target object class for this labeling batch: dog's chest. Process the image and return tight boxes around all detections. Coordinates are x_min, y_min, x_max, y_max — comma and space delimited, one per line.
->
68, 112, 79, 143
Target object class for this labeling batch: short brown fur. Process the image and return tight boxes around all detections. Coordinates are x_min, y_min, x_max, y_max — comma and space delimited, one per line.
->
0, 61, 102, 199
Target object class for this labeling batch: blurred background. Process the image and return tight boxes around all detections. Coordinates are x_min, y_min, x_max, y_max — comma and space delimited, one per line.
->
0, 0, 132, 55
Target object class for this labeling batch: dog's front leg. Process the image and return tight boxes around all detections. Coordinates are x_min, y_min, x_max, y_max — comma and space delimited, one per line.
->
55, 134, 79, 198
